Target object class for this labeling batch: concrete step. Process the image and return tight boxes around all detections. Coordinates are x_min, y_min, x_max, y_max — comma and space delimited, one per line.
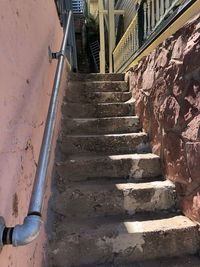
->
53, 180, 176, 217
113, 255, 200, 267
62, 101, 135, 118
67, 81, 128, 92
56, 153, 161, 182
47, 215, 199, 266
68, 72, 125, 81
61, 116, 141, 135
65, 91, 132, 103
59, 132, 150, 156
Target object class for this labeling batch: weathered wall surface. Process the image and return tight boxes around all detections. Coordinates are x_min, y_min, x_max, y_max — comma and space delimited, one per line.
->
128, 14, 200, 222
0, 0, 66, 266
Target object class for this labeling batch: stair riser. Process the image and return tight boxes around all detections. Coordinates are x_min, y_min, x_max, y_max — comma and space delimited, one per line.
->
68, 73, 125, 81
49, 226, 199, 266
53, 184, 176, 217
62, 102, 135, 118
59, 134, 150, 155
56, 156, 161, 182
61, 117, 141, 135
65, 91, 132, 103
67, 81, 128, 92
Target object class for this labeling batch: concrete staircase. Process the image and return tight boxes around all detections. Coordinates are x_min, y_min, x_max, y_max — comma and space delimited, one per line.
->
47, 73, 199, 266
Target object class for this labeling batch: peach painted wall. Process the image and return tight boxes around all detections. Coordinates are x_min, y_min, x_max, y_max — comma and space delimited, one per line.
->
0, 0, 66, 266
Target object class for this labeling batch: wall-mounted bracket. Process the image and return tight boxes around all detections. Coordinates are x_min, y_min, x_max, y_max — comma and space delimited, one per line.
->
48, 46, 66, 63
48, 46, 56, 63
48, 46, 58, 63
0, 216, 5, 253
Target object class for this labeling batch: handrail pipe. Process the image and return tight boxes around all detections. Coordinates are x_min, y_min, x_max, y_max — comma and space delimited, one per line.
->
0, 10, 73, 250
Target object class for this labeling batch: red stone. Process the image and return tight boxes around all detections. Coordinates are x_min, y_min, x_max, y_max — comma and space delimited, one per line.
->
134, 91, 151, 133
163, 132, 191, 184
141, 94, 151, 133
185, 78, 200, 110
180, 186, 200, 222
155, 48, 169, 68
183, 34, 200, 74
181, 99, 198, 122
162, 36, 175, 51
149, 112, 161, 156
150, 78, 168, 114
158, 95, 180, 131
171, 35, 186, 61
186, 142, 200, 184
182, 114, 200, 141
135, 91, 145, 117
163, 61, 184, 92
181, 78, 200, 122
175, 182, 188, 197
172, 76, 186, 102
140, 51, 156, 90
129, 72, 137, 93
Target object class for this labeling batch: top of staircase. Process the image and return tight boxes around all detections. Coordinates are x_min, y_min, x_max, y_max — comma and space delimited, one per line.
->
68, 72, 125, 81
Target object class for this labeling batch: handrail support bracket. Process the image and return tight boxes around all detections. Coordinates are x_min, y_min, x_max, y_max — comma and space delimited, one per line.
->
48, 46, 65, 63
0, 217, 5, 253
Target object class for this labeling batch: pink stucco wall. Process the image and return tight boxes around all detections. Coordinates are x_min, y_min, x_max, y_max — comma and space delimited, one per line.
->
0, 0, 66, 266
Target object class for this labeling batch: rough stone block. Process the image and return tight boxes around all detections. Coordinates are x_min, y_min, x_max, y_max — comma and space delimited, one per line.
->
163, 132, 191, 185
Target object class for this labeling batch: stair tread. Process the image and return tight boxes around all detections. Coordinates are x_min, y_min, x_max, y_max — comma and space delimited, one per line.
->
56, 153, 161, 182
63, 132, 147, 138
60, 132, 150, 155
66, 92, 132, 97
81, 91, 130, 95
63, 99, 134, 106
67, 80, 128, 92
53, 179, 176, 216
68, 73, 125, 81
65, 91, 132, 104
101, 215, 196, 233
53, 214, 197, 236
49, 214, 199, 265
57, 152, 159, 162
62, 115, 139, 121
62, 100, 135, 118
68, 81, 127, 85
61, 116, 141, 135
60, 180, 175, 191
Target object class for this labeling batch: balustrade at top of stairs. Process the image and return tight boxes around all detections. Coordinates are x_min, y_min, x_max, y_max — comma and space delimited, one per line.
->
46, 72, 200, 267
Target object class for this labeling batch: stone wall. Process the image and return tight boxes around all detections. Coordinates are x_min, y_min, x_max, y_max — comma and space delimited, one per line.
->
128, 14, 200, 222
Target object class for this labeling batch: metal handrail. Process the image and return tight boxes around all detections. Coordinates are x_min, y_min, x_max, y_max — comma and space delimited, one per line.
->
0, 10, 73, 249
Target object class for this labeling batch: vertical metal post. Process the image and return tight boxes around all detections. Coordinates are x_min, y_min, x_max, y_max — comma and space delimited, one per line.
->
152, 0, 155, 29
88, 0, 91, 15
108, 0, 115, 73
156, 0, 160, 24
135, 20, 139, 49
160, 0, 165, 17
98, 0, 106, 73
144, 2, 147, 39
147, 0, 151, 36
165, 0, 170, 10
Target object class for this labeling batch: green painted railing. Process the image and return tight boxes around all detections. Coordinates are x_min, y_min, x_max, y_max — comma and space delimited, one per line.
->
113, 0, 188, 72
